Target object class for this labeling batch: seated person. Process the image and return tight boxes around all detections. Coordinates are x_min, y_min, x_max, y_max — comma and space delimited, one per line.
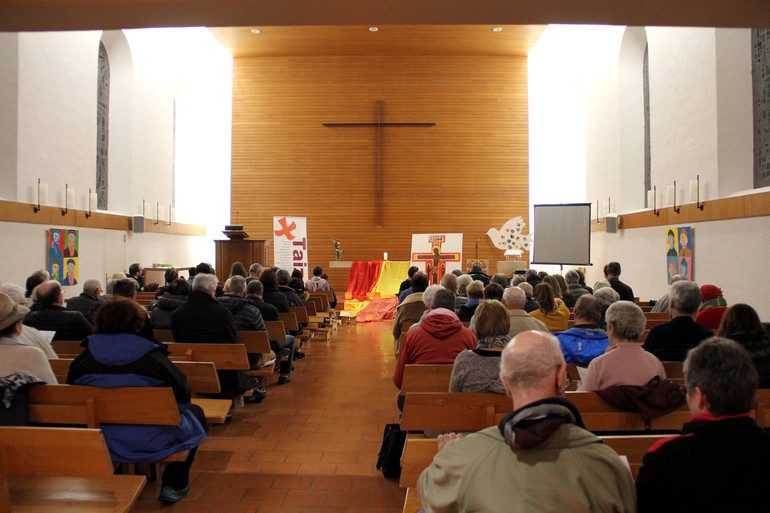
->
594, 286, 619, 330
393, 272, 430, 342
694, 284, 727, 329
305, 266, 330, 291
454, 274, 472, 311
0, 293, 57, 383
65, 279, 102, 316
643, 281, 713, 361
418, 331, 635, 513
544, 274, 575, 309
636, 338, 770, 512
150, 279, 189, 330
450, 300, 509, 394
67, 297, 206, 504
579, 301, 665, 391
23, 280, 93, 341
556, 295, 609, 365
528, 282, 570, 332
456, 280, 484, 322
154, 267, 179, 300
717, 303, 770, 388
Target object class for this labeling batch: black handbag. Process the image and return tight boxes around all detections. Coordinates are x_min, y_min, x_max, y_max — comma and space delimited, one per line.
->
376, 423, 407, 478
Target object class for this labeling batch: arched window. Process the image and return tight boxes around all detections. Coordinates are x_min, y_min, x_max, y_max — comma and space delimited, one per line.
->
96, 41, 110, 210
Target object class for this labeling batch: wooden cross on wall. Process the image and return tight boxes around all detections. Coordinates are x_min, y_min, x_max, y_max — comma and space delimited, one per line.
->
324, 100, 435, 225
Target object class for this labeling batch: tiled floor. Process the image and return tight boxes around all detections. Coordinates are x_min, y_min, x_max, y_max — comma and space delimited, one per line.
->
133, 320, 406, 512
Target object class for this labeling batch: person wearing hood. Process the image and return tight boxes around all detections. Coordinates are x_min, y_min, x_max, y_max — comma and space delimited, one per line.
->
150, 278, 189, 330
392, 300, 477, 390
694, 284, 727, 329
418, 330, 636, 513
67, 296, 207, 504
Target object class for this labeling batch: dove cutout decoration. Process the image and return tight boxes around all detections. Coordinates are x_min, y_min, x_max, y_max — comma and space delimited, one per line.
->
486, 217, 533, 252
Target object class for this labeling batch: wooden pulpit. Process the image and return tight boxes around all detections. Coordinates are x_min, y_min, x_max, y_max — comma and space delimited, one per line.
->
214, 239, 270, 283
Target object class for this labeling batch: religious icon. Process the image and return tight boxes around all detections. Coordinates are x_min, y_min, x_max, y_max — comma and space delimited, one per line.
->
665, 226, 692, 282
411, 233, 463, 285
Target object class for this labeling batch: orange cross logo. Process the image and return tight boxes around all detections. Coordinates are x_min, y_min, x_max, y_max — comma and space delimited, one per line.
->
274, 217, 297, 240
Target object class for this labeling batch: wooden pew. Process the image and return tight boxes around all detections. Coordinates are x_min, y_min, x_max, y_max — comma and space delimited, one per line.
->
398, 434, 668, 488
27, 385, 190, 475
290, 305, 321, 341
0, 426, 146, 513
238, 330, 276, 380
154, 329, 174, 342
401, 391, 693, 434
279, 311, 306, 350
48, 358, 231, 425
164, 342, 250, 370
51, 340, 85, 358
304, 301, 331, 340
395, 321, 415, 358
401, 364, 453, 393
661, 361, 684, 382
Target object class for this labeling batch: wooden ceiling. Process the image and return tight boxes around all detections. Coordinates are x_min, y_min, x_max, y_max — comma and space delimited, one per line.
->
209, 25, 546, 58
0, 0, 767, 32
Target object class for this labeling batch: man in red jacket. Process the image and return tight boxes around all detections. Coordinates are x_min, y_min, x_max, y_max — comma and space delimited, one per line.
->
393, 288, 477, 390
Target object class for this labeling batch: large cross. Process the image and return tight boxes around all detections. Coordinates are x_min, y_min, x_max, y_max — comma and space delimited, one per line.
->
324, 100, 435, 225
412, 235, 461, 285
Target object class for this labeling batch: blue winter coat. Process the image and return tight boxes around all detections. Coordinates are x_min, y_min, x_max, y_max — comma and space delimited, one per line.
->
67, 333, 206, 463
556, 327, 610, 365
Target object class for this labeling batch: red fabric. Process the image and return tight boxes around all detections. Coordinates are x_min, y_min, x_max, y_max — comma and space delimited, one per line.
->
355, 298, 399, 323
695, 307, 727, 329
346, 261, 384, 300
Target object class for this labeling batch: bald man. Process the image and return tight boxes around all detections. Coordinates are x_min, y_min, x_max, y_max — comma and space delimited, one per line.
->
23, 280, 92, 341
418, 331, 635, 513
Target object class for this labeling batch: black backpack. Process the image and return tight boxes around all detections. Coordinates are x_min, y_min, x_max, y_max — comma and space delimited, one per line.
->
376, 423, 407, 479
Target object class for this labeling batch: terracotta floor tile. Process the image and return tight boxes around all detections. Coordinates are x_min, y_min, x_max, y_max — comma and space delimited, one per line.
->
296, 462, 338, 475
335, 462, 375, 477
285, 450, 324, 463
327, 488, 371, 507
211, 504, 258, 513
310, 475, 353, 490
233, 474, 274, 489
197, 486, 248, 503
370, 488, 408, 507
283, 489, 330, 506
321, 451, 358, 464
241, 487, 289, 505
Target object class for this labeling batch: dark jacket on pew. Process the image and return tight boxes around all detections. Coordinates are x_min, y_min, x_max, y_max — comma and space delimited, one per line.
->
149, 294, 187, 330
261, 284, 290, 313
247, 295, 280, 321
23, 305, 93, 341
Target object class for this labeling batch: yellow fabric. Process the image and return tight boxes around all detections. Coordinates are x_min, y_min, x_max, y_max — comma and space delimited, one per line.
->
372, 261, 411, 299
342, 299, 371, 316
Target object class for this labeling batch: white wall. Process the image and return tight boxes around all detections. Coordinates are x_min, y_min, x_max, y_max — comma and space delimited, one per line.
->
530, 26, 769, 318
0, 28, 233, 298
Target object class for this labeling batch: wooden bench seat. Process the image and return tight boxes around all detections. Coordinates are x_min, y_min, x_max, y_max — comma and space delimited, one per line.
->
0, 426, 146, 513
401, 364, 453, 393
49, 358, 231, 425
51, 340, 85, 358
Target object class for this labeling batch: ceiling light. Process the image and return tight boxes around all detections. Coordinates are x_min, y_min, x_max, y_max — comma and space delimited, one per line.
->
251, 29, 261, 34
493, 27, 503, 32
369, 27, 379, 32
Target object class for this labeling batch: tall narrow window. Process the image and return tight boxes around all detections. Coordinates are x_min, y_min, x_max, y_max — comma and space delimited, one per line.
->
643, 44, 651, 205
753, 28, 770, 188
96, 41, 110, 209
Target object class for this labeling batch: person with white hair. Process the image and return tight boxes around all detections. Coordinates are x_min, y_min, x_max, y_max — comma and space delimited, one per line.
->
517, 281, 539, 313
650, 274, 686, 314
642, 281, 714, 361
564, 270, 590, 301
579, 301, 665, 391
418, 330, 635, 513
66, 279, 102, 316
500, 286, 547, 338
454, 274, 473, 310
406, 284, 445, 333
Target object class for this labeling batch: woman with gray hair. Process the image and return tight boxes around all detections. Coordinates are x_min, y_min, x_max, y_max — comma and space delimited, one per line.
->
579, 301, 665, 391
594, 286, 620, 329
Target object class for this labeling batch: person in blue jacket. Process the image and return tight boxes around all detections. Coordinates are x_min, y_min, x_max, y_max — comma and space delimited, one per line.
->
556, 295, 609, 365
67, 296, 206, 504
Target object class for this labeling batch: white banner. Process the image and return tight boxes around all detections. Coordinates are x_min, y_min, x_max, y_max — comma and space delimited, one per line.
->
273, 216, 308, 278
410, 233, 463, 286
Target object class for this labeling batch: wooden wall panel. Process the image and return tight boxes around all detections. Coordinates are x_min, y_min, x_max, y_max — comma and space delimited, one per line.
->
231, 55, 529, 289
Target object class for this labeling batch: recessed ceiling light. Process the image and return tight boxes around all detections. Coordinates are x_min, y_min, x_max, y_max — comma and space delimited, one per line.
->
369, 27, 379, 32
250, 29, 261, 34
492, 27, 503, 32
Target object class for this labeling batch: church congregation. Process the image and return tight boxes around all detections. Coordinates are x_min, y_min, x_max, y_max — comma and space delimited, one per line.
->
1, 2, 770, 511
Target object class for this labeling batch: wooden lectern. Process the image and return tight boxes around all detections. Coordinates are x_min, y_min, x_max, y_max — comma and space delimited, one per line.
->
214, 238, 270, 284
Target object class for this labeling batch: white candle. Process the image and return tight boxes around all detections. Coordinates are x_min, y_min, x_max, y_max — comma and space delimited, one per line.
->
689, 180, 698, 203
384, 252, 388, 261
90, 192, 98, 210
666, 185, 675, 206
647, 190, 654, 209
39, 183, 48, 205
66, 187, 75, 206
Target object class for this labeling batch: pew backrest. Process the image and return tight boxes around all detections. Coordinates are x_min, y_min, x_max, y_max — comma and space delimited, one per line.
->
0, 426, 115, 477
51, 340, 85, 357
164, 342, 250, 370
401, 364, 453, 393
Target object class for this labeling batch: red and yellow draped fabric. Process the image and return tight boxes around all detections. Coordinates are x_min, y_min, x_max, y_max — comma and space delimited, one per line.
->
342, 261, 411, 322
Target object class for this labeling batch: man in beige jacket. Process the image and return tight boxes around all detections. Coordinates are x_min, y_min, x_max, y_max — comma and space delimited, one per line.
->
418, 330, 636, 513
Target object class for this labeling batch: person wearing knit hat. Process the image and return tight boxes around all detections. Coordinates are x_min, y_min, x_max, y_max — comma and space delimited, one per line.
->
695, 284, 728, 329
0, 293, 57, 383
